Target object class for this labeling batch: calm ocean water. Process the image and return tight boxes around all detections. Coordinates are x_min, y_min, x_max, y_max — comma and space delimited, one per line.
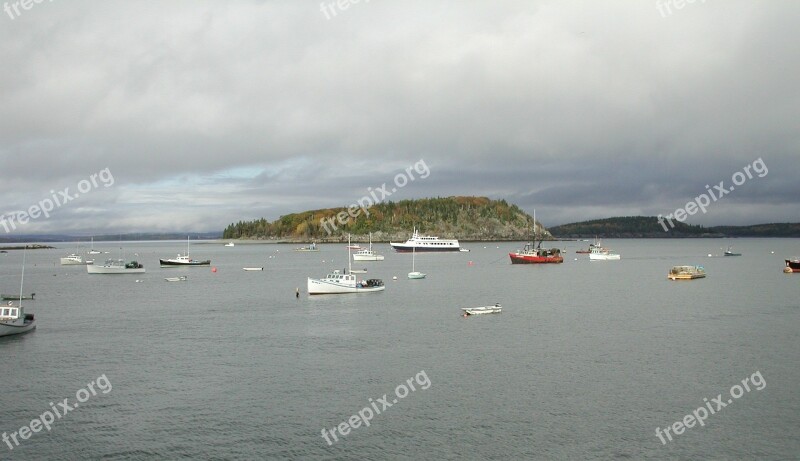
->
1, 238, 798, 460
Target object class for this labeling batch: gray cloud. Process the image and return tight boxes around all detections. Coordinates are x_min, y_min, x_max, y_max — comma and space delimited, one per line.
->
1, 0, 798, 234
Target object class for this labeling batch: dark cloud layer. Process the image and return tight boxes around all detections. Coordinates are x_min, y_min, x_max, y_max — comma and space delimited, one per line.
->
1, 0, 797, 234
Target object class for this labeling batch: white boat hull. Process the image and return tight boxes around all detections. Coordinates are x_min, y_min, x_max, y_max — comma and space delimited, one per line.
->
408, 272, 426, 279
87, 265, 146, 274
353, 254, 385, 261
0, 320, 36, 337
61, 258, 92, 265
589, 253, 621, 261
307, 277, 386, 294
462, 305, 502, 315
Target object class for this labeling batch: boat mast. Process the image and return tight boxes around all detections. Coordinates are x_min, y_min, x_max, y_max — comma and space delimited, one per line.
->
348, 234, 352, 274
19, 246, 26, 308
187, 235, 190, 257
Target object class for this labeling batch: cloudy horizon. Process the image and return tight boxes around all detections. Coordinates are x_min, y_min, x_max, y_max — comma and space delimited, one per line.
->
1, 0, 798, 235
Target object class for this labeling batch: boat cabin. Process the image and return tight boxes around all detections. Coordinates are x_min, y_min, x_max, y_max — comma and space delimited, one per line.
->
0, 305, 20, 320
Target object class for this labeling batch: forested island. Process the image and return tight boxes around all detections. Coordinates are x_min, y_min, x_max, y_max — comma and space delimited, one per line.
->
549, 216, 800, 238
222, 196, 553, 242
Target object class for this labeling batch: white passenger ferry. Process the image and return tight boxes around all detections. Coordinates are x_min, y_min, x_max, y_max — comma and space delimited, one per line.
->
390, 228, 461, 253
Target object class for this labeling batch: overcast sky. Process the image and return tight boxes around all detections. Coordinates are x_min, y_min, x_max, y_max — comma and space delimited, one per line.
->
1, 0, 797, 235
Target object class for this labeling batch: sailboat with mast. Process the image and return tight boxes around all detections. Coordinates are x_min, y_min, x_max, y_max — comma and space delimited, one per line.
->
0, 249, 36, 337
160, 236, 211, 266
307, 234, 385, 294
508, 210, 564, 264
353, 233, 384, 261
87, 237, 102, 255
408, 246, 426, 279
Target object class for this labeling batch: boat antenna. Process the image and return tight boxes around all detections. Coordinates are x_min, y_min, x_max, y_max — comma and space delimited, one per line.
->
348, 233, 352, 274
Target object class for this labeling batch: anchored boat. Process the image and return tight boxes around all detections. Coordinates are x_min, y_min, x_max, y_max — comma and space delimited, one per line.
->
0, 250, 36, 337
462, 303, 502, 315
160, 236, 211, 266
668, 265, 706, 280
390, 228, 461, 252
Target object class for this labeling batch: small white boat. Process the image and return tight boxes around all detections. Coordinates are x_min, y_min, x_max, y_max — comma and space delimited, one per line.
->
225, 242, 235, 247
307, 235, 385, 294
0, 251, 35, 337
243, 267, 263, 271
87, 259, 145, 274
462, 303, 502, 315
588, 240, 620, 261
88, 237, 102, 254
407, 246, 426, 279
164, 276, 188, 282
60, 253, 93, 265
352, 233, 384, 261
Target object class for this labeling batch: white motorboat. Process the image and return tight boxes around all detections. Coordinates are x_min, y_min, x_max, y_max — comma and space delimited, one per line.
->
307, 270, 385, 294
242, 267, 263, 271
462, 303, 502, 315
307, 234, 385, 294
390, 227, 461, 252
164, 276, 188, 282
160, 236, 211, 266
0, 250, 35, 337
353, 233, 385, 261
60, 253, 93, 265
87, 259, 145, 274
225, 242, 235, 247
588, 241, 620, 261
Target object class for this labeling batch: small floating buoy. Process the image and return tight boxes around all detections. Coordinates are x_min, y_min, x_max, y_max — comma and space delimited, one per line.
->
574, 258, 578, 261
211, 267, 217, 273
296, 288, 300, 298
392, 276, 398, 280
771, 251, 775, 254
708, 254, 712, 257
468, 261, 474, 266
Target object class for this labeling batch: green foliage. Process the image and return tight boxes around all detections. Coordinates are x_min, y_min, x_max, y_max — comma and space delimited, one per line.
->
222, 196, 544, 240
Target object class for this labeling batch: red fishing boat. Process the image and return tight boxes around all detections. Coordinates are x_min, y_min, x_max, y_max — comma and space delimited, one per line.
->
508, 211, 563, 264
